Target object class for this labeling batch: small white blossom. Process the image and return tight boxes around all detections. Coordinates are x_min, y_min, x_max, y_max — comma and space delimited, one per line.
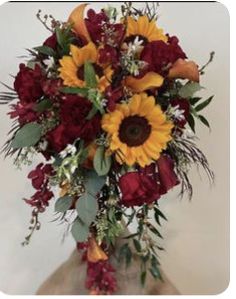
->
167, 105, 185, 121
125, 36, 144, 55
38, 140, 48, 151
59, 144, 77, 158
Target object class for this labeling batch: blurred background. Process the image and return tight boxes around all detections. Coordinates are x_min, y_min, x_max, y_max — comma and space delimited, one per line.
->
0, 1, 229, 295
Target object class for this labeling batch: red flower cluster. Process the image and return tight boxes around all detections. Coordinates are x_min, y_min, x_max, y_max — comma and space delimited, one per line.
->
119, 154, 179, 207
141, 35, 187, 76
47, 95, 101, 152
8, 102, 39, 125
86, 260, 117, 295
25, 163, 54, 212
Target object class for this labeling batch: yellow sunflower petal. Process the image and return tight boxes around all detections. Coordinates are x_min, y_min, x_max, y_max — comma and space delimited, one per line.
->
125, 72, 164, 92
129, 94, 142, 114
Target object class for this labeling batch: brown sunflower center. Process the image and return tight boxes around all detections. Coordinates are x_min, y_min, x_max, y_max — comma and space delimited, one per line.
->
124, 35, 148, 46
119, 115, 151, 147
77, 63, 104, 80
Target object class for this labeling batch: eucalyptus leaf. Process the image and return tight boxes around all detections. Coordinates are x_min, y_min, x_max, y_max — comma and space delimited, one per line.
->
84, 170, 106, 196
188, 113, 196, 133
179, 82, 203, 98
76, 192, 98, 226
133, 239, 142, 252
71, 217, 89, 242
84, 61, 97, 88
55, 196, 73, 213
11, 123, 42, 149
93, 146, 112, 176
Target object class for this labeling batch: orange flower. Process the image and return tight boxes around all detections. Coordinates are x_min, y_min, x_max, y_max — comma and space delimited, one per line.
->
59, 180, 70, 197
168, 58, 199, 82
87, 237, 108, 263
83, 143, 98, 169
68, 4, 91, 42
125, 72, 164, 92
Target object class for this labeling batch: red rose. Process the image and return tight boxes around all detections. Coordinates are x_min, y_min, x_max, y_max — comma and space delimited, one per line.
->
140, 36, 187, 76
14, 64, 44, 104
119, 172, 160, 207
157, 154, 179, 195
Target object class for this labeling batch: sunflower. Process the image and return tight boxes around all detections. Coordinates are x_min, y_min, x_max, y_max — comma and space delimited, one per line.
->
59, 42, 112, 92
102, 93, 173, 168
126, 16, 167, 44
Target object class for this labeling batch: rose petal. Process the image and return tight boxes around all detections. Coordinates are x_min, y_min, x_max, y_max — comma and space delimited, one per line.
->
125, 72, 164, 92
68, 4, 91, 41
168, 58, 199, 82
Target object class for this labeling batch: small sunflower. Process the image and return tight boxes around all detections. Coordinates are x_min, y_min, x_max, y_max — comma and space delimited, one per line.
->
102, 93, 173, 168
59, 42, 112, 91
126, 16, 167, 44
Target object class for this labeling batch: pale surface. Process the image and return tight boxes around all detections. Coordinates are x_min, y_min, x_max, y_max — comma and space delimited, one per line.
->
0, 1, 229, 295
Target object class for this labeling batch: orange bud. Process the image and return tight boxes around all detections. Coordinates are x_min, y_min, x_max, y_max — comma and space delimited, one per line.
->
87, 237, 108, 263
125, 72, 164, 92
68, 4, 91, 42
168, 58, 199, 82
83, 143, 98, 169
59, 181, 70, 197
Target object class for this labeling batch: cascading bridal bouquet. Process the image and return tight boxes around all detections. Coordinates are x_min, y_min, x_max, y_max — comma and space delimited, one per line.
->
0, 2, 214, 295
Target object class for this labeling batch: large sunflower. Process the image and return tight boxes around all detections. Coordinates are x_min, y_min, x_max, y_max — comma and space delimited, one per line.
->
102, 93, 173, 168
126, 16, 167, 43
59, 42, 112, 91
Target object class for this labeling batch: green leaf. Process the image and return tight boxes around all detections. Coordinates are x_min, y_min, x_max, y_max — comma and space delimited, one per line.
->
179, 82, 203, 98
55, 196, 73, 213
140, 271, 147, 287
76, 192, 98, 226
71, 217, 89, 242
189, 97, 202, 106
84, 170, 106, 196
34, 99, 52, 112
119, 243, 132, 267
148, 224, 163, 239
154, 207, 167, 221
11, 123, 42, 149
60, 87, 88, 96
34, 45, 56, 57
84, 61, 97, 88
198, 115, 210, 128
133, 239, 142, 252
93, 146, 111, 176
149, 266, 161, 279
188, 113, 195, 133
86, 106, 98, 120
195, 96, 213, 112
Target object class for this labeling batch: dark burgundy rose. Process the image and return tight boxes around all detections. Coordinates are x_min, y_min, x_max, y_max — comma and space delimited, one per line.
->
104, 86, 123, 112
170, 97, 190, 128
46, 124, 71, 153
140, 36, 187, 76
157, 154, 179, 195
43, 33, 57, 50
119, 172, 160, 207
14, 63, 44, 104
8, 102, 39, 125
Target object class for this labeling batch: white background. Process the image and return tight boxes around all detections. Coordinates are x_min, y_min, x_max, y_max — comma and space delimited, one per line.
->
0, 1, 229, 295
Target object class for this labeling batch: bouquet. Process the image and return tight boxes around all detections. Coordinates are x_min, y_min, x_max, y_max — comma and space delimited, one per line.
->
0, 2, 214, 295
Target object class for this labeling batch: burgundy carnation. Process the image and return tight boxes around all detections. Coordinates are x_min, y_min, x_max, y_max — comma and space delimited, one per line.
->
140, 36, 187, 76
85, 9, 108, 44
14, 63, 44, 104
8, 102, 39, 125
119, 172, 160, 207
47, 95, 101, 153
157, 154, 179, 195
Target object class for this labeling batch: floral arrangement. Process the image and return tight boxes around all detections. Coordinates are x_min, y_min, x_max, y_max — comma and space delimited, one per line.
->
0, 2, 214, 295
